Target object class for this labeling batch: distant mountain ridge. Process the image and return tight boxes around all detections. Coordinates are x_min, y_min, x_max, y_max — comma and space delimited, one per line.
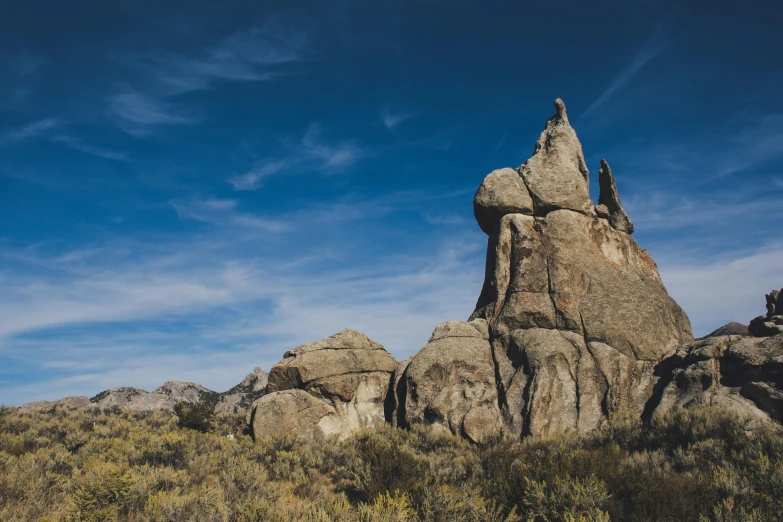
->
19, 367, 268, 413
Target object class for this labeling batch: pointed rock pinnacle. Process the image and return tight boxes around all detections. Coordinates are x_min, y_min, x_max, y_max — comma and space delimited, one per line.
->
553, 98, 568, 122
515, 99, 591, 215
597, 159, 634, 234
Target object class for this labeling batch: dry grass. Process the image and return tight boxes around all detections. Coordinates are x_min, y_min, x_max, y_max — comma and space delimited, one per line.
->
0, 404, 781, 521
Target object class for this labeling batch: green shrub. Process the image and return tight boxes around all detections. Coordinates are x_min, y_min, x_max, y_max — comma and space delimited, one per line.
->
173, 401, 215, 433
1, 404, 782, 521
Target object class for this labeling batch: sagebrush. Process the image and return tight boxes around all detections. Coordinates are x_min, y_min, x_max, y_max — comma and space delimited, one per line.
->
0, 404, 781, 521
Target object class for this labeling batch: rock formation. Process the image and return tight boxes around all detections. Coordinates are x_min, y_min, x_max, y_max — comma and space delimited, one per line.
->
246, 389, 342, 439
215, 367, 268, 413
516, 98, 592, 216
392, 319, 504, 443
702, 322, 749, 338
597, 159, 634, 234
648, 333, 783, 423
447, 99, 691, 437
19, 99, 782, 445
749, 288, 783, 337
248, 329, 397, 440
19, 396, 91, 411
89, 382, 219, 410
19, 369, 269, 413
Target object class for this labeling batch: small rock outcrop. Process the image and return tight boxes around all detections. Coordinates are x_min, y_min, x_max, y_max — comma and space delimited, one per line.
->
749, 288, 783, 337
249, 329, 397, 440
649, 333, 783, 423
702, 322, 750, 338
393, 319, 504, 443
19, 396, 91, 411
20, 371, 269, 413
215, 367, 268, 413
89, 382, 218, 411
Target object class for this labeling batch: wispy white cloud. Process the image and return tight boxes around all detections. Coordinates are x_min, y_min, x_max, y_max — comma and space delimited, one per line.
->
605, 111, 783, 189
109, 89, 196, 135
1, 120, 129, 162
710, 113, 783, 179
582, 22, 671, 118
125, 24, 307, 95
228, 158, 295, 190
658, 244, 783, 336
0, 219, 484, 404
491, 132, 509, 155
170, 197, 289, 232
626, 192, 783, 232
379, 106, 418, 130
105, 24, 307, 135
227, 123, 365, 190
299, 123, 363, 169
51, 135, 129, 161
2, 118, 59, 142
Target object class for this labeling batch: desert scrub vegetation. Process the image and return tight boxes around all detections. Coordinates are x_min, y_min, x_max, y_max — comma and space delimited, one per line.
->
0, 404, 781, 521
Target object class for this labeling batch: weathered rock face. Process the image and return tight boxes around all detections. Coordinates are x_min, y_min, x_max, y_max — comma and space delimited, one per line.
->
474, 168, 534, 234
517, 98, 592, 215
215, 367, 268, 413
749, 288, 783, 338
459, 99, 693, 437
156, 381, 219, 405
250, 329, 397, 440
393, 319, 504, 443
19, 396, 91, 411
89, 382, 218, 411
492, 328, 657, 437
246, 389, 342, 440
649, 333, 783, 424
90, 387, 173, 410
472, 209, 691, 360
597, 159, 634, 234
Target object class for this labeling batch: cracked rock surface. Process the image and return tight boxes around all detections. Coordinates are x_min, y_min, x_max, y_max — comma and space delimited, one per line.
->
648, 334, 783, 424
427, 99, 693, 437
392, 319, 504, 443
251, 329, 397, 440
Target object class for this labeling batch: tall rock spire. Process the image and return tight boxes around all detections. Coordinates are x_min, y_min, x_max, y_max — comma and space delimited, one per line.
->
463, 99, 693, 438
597, 159, 634, 234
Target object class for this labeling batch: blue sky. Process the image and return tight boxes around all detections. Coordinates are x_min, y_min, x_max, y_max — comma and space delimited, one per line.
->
1, 0, 781, 405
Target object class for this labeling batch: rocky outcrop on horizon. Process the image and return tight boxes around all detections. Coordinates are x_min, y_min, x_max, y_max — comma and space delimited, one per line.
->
19, 368, 269, 413
648, 290, 783, 423
19, 395, 91, 411
702, 322, 750, 338
749, 288, 783, 337
214, 366, 268, 413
